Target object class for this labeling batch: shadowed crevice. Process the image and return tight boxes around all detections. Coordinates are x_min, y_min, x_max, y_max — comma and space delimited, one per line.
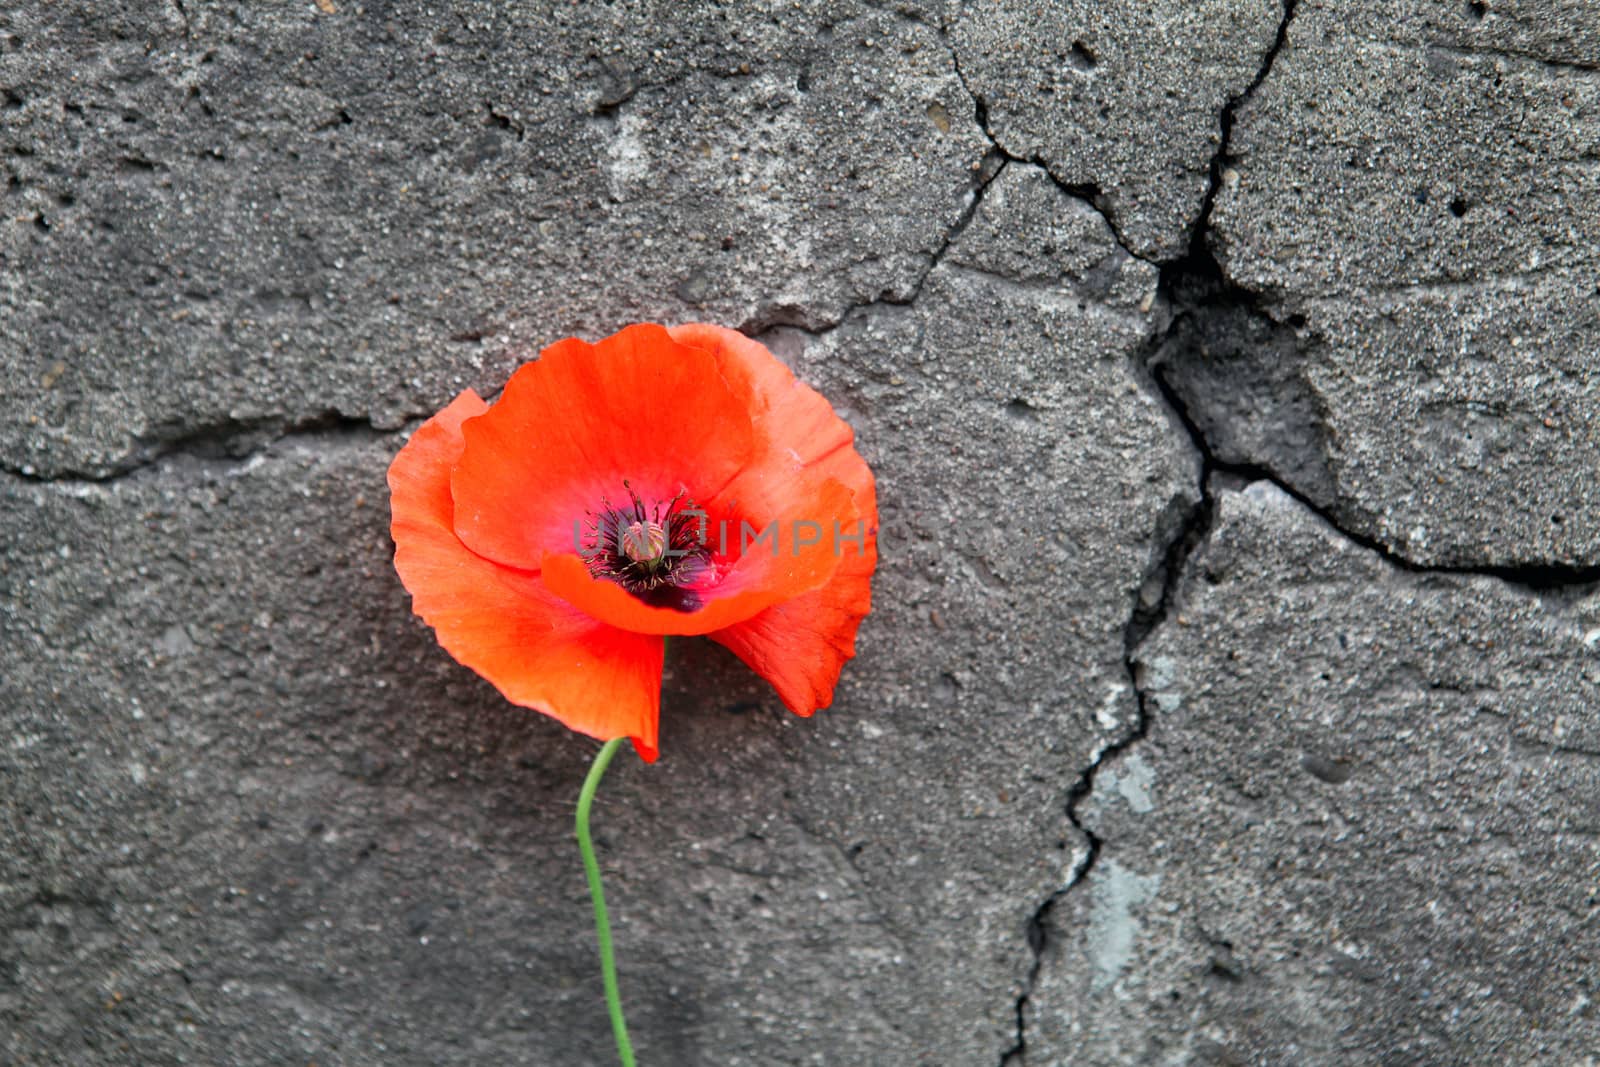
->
1148, 0, 1597, 590
0, 412, 409, 486
1148, 358, 1600, 594
996, 479, 1211, 1066
996, 1, 1303, 1062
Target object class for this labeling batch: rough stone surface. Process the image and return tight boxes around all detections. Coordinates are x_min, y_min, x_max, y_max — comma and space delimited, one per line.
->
2, 1, 987, 478
1199, 0, 1600, 568
1027, 483, 1600, 1065
1, 159, 1196, 1064
952, 0, 1283, 260
8, 0, 1600, 1063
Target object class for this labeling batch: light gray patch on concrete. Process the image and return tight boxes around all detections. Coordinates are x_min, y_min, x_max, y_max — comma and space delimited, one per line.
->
1104, 751, 1156, 815
1086, 860, 1161, 993
0, 1, 987, 478
951, 0, 1285, 259
1139, 653, 1184, 714
1027, 483, 1600, 1065
1203, 0, 1600, 567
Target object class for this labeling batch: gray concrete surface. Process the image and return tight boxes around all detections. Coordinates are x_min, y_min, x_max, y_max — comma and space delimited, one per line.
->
951, 0, 1283, 260
1201, 0, 1600, 569
1028, 483, 1600, 1065
4, 1, 1598, 1064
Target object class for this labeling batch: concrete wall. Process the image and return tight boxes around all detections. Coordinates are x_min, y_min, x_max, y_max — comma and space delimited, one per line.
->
4, 1, 1597, 1063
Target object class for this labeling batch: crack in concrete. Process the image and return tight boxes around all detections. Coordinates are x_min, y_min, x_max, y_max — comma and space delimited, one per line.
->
1189, 0, 1301, 248
12, 140, 1005, 488
10, 2, 1012, 491
991, 0, 1593, 1045
745, 149, 1009, 339
7, 134, 1004, 488
0, 412, 410, 486
1151, 0, 1599, 588
999, 5, 1600, 1052
996, 481, 1209, 1066
938, 21, 1151, 267
996, 2, 1301, 1062
1151, 364, 1600, 593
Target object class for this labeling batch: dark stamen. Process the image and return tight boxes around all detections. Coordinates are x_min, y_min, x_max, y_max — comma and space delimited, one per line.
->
582, 483, 711, 612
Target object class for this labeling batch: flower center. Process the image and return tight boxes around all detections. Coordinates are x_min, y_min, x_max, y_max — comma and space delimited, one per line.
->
583, 484, 711, 612
619, 520, 668, 567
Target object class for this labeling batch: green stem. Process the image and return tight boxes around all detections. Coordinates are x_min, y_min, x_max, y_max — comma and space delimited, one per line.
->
577, 737, 636, 1067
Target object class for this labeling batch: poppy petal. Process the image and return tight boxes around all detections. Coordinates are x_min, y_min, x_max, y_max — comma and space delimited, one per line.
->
450, 323, 761, 572
672, 322, 874, 590
709, 550, 875, 716
669, 324, 879, 714
389, 390, 665, 761
667, 322, 864, 492
539, 474, 859, 636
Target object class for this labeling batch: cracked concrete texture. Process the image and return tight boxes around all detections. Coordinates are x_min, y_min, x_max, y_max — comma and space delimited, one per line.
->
2, 0, 986, 478
1197, 0, 1600, 568
2, 156, 1195, 1063
7, 0, 1600, 1063
951, 0, 1284, 260
1025, 483, 1600, 1065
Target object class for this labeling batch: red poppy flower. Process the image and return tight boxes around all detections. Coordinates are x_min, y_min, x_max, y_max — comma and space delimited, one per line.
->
388, 323, 878, 762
